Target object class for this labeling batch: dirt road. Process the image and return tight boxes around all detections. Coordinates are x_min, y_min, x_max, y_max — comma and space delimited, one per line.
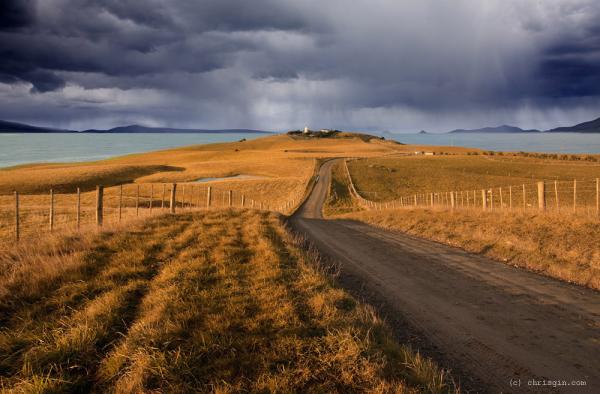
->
290, 159, 600, 393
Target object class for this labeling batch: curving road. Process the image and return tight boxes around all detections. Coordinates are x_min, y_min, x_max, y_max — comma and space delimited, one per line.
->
290, 159, 600, 393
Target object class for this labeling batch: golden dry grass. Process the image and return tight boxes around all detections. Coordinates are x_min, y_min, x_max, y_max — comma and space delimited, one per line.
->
323, 161, 363, 216
0, 133, 408, 241
326, 159, 600, 291
0, 210, 453, 392
347, 154, 600, 204
341, 208, 600, 291
0, 181, 291, 243
0, 134, 404, 195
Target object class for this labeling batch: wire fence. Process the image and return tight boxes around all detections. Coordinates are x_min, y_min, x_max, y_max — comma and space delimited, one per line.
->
0, 182, 303, 244
343, 159, 600, 217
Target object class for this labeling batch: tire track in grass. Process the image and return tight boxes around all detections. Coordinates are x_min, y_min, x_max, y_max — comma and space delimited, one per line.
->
2, 210, 453, 392
0, 215, 194, 391
0, 218, 179, 328
97, 211, 235, 392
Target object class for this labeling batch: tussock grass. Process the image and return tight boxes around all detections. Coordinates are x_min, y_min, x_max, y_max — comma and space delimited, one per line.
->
0, 210, 453, 392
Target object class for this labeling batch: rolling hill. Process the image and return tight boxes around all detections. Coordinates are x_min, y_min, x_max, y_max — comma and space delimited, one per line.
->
547, 116, 600, 133
81, 124, 272, 133
0, 120, 74, 133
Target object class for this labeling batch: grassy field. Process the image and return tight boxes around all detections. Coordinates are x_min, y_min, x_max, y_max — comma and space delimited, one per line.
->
0, 134, 406, 195
0, 210, 451, 392
347, 155, 600, 206
326, 159, 600, 290
0, 133, 407, 241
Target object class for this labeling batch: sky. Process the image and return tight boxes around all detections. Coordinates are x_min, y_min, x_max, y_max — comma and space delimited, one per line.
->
1, 0, 599, 133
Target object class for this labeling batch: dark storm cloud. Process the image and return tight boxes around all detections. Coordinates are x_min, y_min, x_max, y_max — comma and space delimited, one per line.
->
1, 0, 600, 131
0, 0, 309, 93
0, 0, 35, 30
537, 24, 600, 98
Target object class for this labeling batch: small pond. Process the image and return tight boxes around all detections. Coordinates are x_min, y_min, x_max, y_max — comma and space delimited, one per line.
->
196, 174, 268, 182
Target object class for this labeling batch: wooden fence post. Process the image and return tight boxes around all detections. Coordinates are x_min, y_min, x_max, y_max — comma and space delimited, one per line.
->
490, 189, 494, 210
96, 185, 104, 227
522, 184, 526, 208
414, 194, 417, 207
118, 185, 123, 222
162, 184, 166, 209
206, 186, 212, 208
499, 188, 503, 209
228, 190, 232, 207
150, 184, 154, 213
181, 185, 186, 210
242, 194, 246, 207
482, 189, 487, 210
77, 187, 81, 229
14, 191, 19, 242
170, 183, 177, 213
450, 191, 455, 209
136, 184, 140, 216
554, 181, 559, 211
49, 189, 54, 232
537, 181, 546, 210
596, 178, 600, 216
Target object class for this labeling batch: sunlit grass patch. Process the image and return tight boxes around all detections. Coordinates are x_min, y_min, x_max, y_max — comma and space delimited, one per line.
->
0, 210, 453, 392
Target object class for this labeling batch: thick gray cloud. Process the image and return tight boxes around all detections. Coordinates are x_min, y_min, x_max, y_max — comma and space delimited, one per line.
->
1, 0, 600, 132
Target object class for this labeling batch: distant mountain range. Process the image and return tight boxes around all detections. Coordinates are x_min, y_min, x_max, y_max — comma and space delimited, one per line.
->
82, 125, 271, 134
0, 120, 74, 133
448, 125, 540, 133
0, 120, 272, 134
447, 116, 600, 134
3, 117, 600, 134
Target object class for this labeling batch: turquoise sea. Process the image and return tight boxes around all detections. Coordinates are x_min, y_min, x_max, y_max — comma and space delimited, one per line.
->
1, 132, 600, 169
0, 133, 264, 168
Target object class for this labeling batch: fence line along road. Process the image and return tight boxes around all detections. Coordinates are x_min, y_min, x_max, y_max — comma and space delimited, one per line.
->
1, 181, 303, 243
343, 159, 600, 217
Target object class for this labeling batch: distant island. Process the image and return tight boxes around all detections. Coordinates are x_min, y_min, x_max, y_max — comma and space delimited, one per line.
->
448, 125, 540, 133
0, 120, 272, 134
447, 116, 600, 134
